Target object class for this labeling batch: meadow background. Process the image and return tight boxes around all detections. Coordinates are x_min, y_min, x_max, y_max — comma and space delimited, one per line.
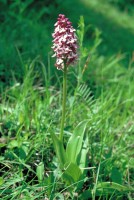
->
0, 0, 134, 199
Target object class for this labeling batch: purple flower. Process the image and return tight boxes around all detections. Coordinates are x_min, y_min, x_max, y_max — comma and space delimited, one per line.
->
52, 14, 78, 70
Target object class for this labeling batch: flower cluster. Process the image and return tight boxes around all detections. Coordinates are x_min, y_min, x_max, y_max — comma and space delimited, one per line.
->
52, 14, 78, 70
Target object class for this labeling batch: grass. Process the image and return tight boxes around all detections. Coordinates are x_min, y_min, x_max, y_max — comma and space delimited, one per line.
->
0, 0, 134, 199
0, 45, 134, 199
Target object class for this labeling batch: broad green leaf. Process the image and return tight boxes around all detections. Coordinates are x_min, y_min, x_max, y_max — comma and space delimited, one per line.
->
51, 132, 67, 168
36, 162, 44, 182
0, 156, 4, 161
7, 140, 19, 148
66, 120, 88, 164
78, 135, 89, 172
0, 177, 4, 186
79, 190, 92, 199
0, 143, 6, 148
63, 162, 82, 184
18, 147, 27, 160
111, 167, 122, 184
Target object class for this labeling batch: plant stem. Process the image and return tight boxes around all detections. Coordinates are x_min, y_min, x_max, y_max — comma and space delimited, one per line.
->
60, 64, 67, 142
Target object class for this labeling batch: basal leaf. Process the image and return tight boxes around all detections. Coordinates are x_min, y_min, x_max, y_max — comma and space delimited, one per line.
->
50, 132, 67, 168
78, 135, 89, 172
63, 162, 82, 184
36, 162, 44, 182
66, 120, 88, 164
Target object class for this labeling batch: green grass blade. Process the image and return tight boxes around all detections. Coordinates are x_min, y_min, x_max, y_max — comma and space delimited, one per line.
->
80, 182, 133, 199
97, 182, 133, 193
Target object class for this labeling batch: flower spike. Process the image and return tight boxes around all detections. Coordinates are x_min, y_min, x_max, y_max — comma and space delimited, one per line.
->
52, 14, 78, 69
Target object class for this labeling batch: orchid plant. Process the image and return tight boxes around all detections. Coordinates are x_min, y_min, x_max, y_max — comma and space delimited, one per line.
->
51, 14, 89, 184
52, 14, 78, 142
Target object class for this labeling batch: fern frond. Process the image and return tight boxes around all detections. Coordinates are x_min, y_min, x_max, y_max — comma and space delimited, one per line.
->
77, 84, 94, 108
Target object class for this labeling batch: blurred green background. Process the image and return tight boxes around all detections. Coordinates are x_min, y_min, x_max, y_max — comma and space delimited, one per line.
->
0, 0, 134, 88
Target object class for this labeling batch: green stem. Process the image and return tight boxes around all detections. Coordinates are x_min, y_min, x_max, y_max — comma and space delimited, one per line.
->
60, 64, 67, 142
